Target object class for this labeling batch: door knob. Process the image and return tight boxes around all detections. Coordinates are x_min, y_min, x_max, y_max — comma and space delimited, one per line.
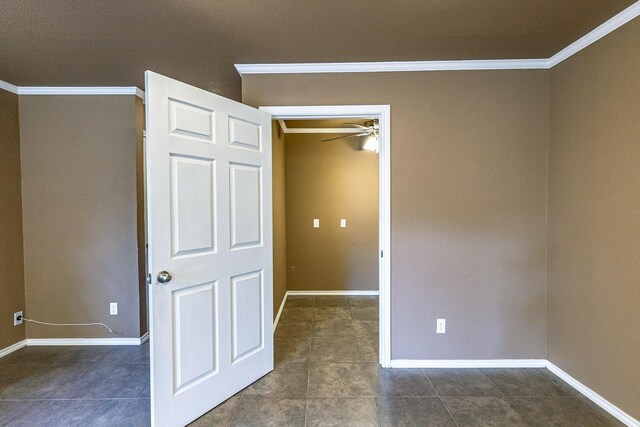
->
156, 271, 172, 284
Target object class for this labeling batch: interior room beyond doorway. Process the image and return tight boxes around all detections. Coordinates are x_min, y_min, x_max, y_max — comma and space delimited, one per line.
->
271, 116, 381, 328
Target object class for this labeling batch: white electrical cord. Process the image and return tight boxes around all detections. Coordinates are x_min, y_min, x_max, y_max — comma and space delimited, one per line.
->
21, 317, 116, 334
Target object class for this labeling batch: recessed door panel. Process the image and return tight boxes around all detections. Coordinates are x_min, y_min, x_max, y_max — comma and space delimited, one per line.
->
231, 271, 264, 363
229, 117, 261, 151
170, 155, 216, 257
172, 282, 218, 393
230, 163, 262, 249
169, 98, 214, 141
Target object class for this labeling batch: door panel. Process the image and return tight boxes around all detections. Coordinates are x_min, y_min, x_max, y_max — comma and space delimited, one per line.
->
172, 282, 218, 393
170, 155, 216, 257
231, 271, 264, 363
230, 163, 262, 248
146, 71, 273, 427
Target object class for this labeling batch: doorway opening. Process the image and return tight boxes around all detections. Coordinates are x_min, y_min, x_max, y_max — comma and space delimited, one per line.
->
262, 105, 391, 367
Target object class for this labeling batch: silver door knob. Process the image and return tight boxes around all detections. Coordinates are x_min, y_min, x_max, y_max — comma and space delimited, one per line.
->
157, 271, 172, 284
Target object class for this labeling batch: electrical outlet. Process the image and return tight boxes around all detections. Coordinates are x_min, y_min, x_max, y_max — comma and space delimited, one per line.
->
340, 219, 347, 228
436, 318, 446, 334
313, 218, 320, 228
14, 311, 23, 326
110, 303, 118, 315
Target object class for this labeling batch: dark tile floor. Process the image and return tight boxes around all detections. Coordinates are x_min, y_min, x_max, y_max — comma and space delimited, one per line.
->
0, 343, 150, 426
192, 295, 623, 427
0, 296, 623, 426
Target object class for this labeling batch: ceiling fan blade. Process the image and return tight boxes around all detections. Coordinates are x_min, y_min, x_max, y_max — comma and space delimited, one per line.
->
321, 132, 369, 142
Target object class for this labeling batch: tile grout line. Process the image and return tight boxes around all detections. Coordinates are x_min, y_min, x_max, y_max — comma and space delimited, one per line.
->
304, 296, 313, 427
477, 371, 534, 426
422, 369, 460, 427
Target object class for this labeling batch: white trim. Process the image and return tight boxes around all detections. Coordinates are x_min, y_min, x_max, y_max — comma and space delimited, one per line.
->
235, 1, 640, 75
283, 127, 366, 134
261, 104, 392, 368
285, 290, 379, 296
236, 59, 550, 74
0, 79, 19, 94
277, 117, 375, 134
17, 86, 144, 99
390, 359, 547, 369
0, 80, 145, 99
140, 332, 150, 344
546, 361, 640, 427
273, 292, 288, 332
26, 336, 147, 346
549, 1, 640, 67
0, 340, 27, 358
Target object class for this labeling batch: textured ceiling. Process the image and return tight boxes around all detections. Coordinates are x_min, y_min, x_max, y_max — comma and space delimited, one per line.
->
0, 0, 635, 94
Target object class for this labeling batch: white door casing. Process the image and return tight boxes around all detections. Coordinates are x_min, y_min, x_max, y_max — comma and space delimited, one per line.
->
145, 71, 273, 427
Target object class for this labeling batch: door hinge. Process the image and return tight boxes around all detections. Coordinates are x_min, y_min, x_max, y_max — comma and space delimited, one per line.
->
146, 273, 152, 285
380, 250, 384, 258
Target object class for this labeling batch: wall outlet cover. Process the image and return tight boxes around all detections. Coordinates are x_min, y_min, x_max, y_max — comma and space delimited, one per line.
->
110, 302, 118, 315
340, 219, 347, 228
14, 311, 23, 326
313, 218, 320, 228
436, 318, 446, 334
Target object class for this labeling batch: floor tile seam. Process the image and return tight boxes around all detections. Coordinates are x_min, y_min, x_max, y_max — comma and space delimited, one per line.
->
353, 322, 367, 363
228, 389, 244, 427
0, 362, 150, 366
0, 398, 149, 401
371, 396, 448, 400
423, 370, 460, 427
505, 397, 536, 426
369, 395, 383, 427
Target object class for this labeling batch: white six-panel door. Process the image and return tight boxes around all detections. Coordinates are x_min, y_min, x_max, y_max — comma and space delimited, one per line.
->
145, 71, 273, 427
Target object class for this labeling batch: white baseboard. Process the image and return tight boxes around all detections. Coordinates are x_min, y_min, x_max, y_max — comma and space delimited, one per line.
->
545, 361, 639, 427
286, 290, 379, 296
0, 340, 27, 358
389, 358, 638, 426
26, 336, 147, 346
390, 359, 547, 369
273, 293, 288, 332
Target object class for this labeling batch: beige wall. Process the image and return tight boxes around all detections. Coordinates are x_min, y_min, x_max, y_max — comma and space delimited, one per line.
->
244, 70, 549, 359
548, 18, 640, 419
272, 121, 287, 317
0, 88, 26, 349
19, 95, 143, 339
284, 131, 379, 292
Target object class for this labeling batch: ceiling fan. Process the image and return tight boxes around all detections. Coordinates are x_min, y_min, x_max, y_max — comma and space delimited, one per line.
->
321, 119, 379, 152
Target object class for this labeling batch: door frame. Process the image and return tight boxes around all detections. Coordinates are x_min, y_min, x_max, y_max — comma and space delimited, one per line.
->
259, 105, 391, 368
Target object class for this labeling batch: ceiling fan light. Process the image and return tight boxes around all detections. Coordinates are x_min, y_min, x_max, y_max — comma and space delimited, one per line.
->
363, 134, 379, 153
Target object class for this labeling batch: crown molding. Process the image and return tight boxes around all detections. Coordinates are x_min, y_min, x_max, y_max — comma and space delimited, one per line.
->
236, 0, 640, 75
0, 79, 19, 94
18, 86, 145, 99
549, 0, 640, 67
278, 118, 368, 134
235, 59, 551, 75
0, 80, 144, 98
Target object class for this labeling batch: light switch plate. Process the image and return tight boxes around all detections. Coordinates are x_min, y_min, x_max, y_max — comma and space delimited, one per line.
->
340, 219, 347, 228
313, 219, 320, 228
